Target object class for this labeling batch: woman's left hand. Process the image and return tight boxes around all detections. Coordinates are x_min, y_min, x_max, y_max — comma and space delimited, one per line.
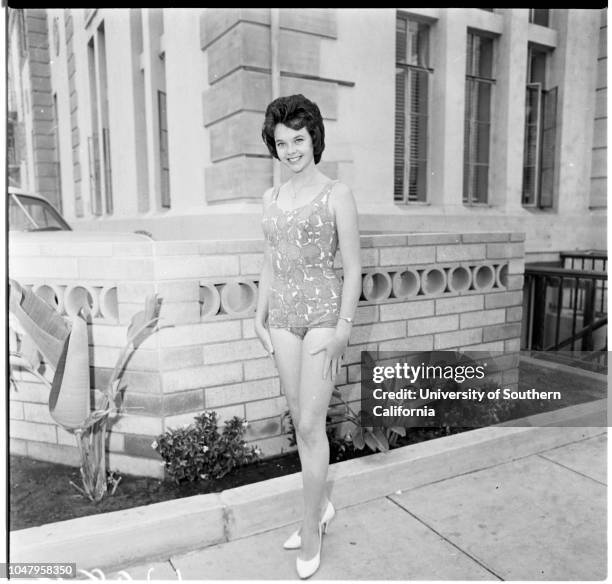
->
309, 333, 349, 380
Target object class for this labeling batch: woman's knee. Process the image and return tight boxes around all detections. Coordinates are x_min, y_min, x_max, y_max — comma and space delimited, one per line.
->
284, 394, 300, 426
295, 417, 326, 445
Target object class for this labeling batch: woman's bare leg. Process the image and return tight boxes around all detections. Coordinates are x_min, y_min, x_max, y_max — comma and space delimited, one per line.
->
269, 328, 303, 430
295, 327, 337, 561
268, 328, 308, 542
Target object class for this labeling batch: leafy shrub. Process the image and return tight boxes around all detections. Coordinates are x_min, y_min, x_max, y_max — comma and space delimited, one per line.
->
153, 411, 261, 484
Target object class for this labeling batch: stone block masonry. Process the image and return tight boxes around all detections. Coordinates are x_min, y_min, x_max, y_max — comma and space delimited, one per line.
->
24, 9, 61, 210
9, 231, 524, 477
200, 8, 346, 203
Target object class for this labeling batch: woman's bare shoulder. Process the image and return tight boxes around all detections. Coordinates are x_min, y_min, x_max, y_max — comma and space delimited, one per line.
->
329, 180, 355, 209
262, 186, 276, 206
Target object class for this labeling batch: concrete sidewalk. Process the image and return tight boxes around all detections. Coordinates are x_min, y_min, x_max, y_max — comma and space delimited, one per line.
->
107, 426, 607, 580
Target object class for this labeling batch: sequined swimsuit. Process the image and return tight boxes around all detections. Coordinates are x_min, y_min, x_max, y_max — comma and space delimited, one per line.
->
262, 180, 341, 339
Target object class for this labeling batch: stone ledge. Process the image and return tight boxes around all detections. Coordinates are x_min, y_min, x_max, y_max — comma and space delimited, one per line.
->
9, 232, 525, 257
10, 399, 606, 573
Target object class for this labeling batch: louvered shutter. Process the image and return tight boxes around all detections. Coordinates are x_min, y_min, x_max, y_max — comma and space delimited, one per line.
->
522, 83, 542, 205
539, 86, 557, 208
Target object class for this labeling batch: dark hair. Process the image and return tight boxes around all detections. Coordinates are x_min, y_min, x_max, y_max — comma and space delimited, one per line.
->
261, 94, 325, 164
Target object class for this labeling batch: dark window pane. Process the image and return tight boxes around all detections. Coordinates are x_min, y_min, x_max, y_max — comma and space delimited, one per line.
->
397, 16, 429, 67
539, 87, 557, 208
159, 130, 168, 156
102, 127, 113, 214
473, 165, 489, 203
474, 82, 492, 121
467, 33, 494, 79
158, 90, 170, 207
474, 122, 490, 164
524, 124, 539, 166
396, 18, 406, 63
529, 50, 547, 84
408, 161, 427, 202
158, 91, 167, 129
530, 9, 550, 27
409, 68, 428, 113
477, 37, 494, 78
394, 70, 406, 201
161, 170, 171, 209
540, 167, 554, 206
522, 166, 536, 205
525, 84, 541, 124
409, 114, 428, 161
463, 76, 491, 203
466, 34, 474, 75
522, 84, 541, 205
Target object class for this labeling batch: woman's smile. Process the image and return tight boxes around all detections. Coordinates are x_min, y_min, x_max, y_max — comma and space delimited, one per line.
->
274, 124, 314, 172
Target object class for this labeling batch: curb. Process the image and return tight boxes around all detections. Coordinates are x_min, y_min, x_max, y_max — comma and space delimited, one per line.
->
10, 399, 607, 572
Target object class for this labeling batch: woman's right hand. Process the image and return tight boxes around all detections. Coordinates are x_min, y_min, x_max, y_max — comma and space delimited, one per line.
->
254, 319, 274, 356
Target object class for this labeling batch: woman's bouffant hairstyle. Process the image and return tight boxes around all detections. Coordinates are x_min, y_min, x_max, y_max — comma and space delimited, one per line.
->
261, 94, 325, 164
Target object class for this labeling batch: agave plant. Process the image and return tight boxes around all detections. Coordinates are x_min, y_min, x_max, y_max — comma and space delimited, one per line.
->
8, 279, 162, 502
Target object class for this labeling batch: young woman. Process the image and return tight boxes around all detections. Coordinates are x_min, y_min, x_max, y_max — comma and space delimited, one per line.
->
255, 94, 362, 579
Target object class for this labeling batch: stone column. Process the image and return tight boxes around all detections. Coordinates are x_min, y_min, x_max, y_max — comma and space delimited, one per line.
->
492, 9, 529, 211
429, 9, 468, 208
551, 9, 600, 215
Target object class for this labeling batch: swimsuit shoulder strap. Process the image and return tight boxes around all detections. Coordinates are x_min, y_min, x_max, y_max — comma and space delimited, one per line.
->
322, 179, 340, 201
320, 180, 340, 219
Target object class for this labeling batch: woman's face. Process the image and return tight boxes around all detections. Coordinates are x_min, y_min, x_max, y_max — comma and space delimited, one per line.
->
273, 123, 315, 173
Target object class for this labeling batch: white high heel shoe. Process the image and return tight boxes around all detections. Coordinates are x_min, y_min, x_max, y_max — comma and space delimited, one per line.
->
295, 523, 323, 580
283, 500, 335, 550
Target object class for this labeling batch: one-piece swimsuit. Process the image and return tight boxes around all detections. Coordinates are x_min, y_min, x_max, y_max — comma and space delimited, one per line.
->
262, 180, 342, 339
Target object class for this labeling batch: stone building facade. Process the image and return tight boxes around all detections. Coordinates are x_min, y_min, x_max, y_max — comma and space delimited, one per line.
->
8, 8, 607, 258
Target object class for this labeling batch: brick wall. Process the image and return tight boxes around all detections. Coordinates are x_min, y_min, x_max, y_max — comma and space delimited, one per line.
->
9, 231, 524, 478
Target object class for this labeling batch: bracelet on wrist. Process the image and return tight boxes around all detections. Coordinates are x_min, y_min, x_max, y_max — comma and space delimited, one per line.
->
338, 315, 354, 324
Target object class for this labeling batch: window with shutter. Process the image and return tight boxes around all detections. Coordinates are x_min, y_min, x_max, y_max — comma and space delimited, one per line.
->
539, 87, 557, 208
394, 14, 431, 203
463, 33, 494, 205
87, 22, 113, 216
522, 83, 542, 206
158, 90, 171, 208
522, 47, 557, 208
53, 95, 63, 213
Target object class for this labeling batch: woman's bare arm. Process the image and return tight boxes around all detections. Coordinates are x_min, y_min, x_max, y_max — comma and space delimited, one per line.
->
254, 188, 275, 355
332, 182, 362, 340
310, 182, 362, 379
